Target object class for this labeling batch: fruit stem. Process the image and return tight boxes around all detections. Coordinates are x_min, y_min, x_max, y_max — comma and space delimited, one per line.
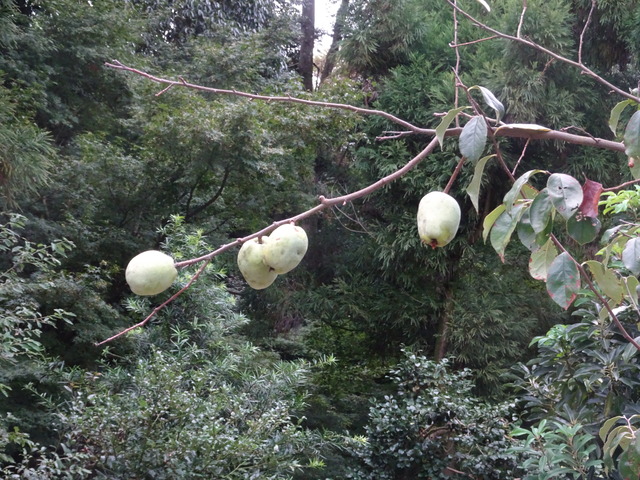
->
443, 156, 466, 194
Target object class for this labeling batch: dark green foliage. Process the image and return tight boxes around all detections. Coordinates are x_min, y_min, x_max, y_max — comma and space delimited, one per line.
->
0, 0, 140, 144
56, 342, 324, 479
339, 0, 431, 77
0, 85, 55, 207
448, 243, 562, 395
510, 306, 640, 427
132, 0, 290, 43
347, 351, 522, 479
0, 214, 77, 451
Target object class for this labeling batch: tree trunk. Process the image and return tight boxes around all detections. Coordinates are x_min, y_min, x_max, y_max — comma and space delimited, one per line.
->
433, 286, 454, 362
320, 0, 349, 83
299, 0, 315, 91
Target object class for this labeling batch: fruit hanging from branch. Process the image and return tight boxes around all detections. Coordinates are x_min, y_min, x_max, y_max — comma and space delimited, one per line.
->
237, 237, 278, 290
125, 250, 178, 296
262, 224, 309, 274
417, 191, 461, 248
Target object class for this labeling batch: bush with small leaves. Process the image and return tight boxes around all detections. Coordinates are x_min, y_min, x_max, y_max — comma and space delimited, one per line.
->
347, 350, 523, 479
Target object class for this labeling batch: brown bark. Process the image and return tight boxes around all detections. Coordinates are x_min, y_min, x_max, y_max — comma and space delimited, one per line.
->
299, 0, 315, 91
320, 0, 349, 83
433, 286, 454, 362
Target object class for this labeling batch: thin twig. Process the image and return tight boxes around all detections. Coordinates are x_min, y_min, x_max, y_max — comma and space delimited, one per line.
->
105, 61, 627, 153
449, 35, 499, 47
453, 0, 461, 128
96, 259, 212, 345
376, 131, 415, 141
446, 1, 640, 103
516, 0, 527, 38
551, 234, 640, 351
105, 61, 430, 135
511, 138, 531, 177
444, 156, 466, 194
578, 0, 597, 65
97, 138, 441, 344
603, 178, 640, 192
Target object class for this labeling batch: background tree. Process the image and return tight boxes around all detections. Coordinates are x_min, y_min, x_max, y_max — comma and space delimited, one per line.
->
2, 0, 640, 477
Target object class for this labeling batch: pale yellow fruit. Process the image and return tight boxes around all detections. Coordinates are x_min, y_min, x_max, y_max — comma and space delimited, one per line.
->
417, 191, 461, 248
237, 238, 278, 290
262, 224, 308, 274
125, 250, 178, 296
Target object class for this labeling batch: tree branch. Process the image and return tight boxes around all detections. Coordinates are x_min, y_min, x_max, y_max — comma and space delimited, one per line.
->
97, 138, 440, 344
578, 0, 597, 65
99, 56, 630, 346
105, 61, 626, 153
446, 1, 640, 103
105, 61, 430, 135
550, 234, 640, 351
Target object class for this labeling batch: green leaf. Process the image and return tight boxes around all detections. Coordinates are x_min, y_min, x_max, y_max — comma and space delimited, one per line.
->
490, 204, 525, 261
435, 106, 468, 149
623, 237, 640, 275
530, 188, 553, 233
630, 157, 640, 179
547, 173, 583, 220
504, 169, 545, 212
624, 110, 640, 158
517, 208, 537, 251
609, 100, 634, 135
459, 115, 487, 163
495, 123, 551, 132
476, 86, 504, 122
474, 0, 491, 12
584, 260, 623, 303
546, 252, 580, 309
483, 204, 505, 243
567, 214, 601, 245
624, 276, 640, 306
600, 416, 623, 442
619, 437, 640, 480
465, 154, 494, 213
529, 238, 558, 281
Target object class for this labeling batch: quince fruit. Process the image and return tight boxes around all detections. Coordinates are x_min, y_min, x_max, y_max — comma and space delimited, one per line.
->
262, 224, 308, 274
237, 237, 278, 290
125, 250, 178, 296
417, 191, 461, 248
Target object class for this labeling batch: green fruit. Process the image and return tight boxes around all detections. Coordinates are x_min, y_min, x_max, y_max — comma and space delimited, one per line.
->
125, 250, 178, 296
262, 224, 308, 274
237, 237, 278, 290
417, 191, 461, 248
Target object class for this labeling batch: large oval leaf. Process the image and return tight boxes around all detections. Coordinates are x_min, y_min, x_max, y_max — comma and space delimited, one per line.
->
584, 260, 623, 303
579, 178, 603, 218
490, 204, 525, 261
483, 204, 505, 243
503, 169, 545, 212
546, 252, 580, 309
466, 154, 494, 213
436, 106, 468, 148
609, 99, 634, 135
547, 174, 583, 220
477, 86, 504, 123
567, 214, 601, 245
624, 110, 640, 158
517, 208, 537, 251
530, 188, 553, 233
530, 239, 558, 281
623, 237, 640, 276
459, 115, 487, 163
619, 436, 640, 480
